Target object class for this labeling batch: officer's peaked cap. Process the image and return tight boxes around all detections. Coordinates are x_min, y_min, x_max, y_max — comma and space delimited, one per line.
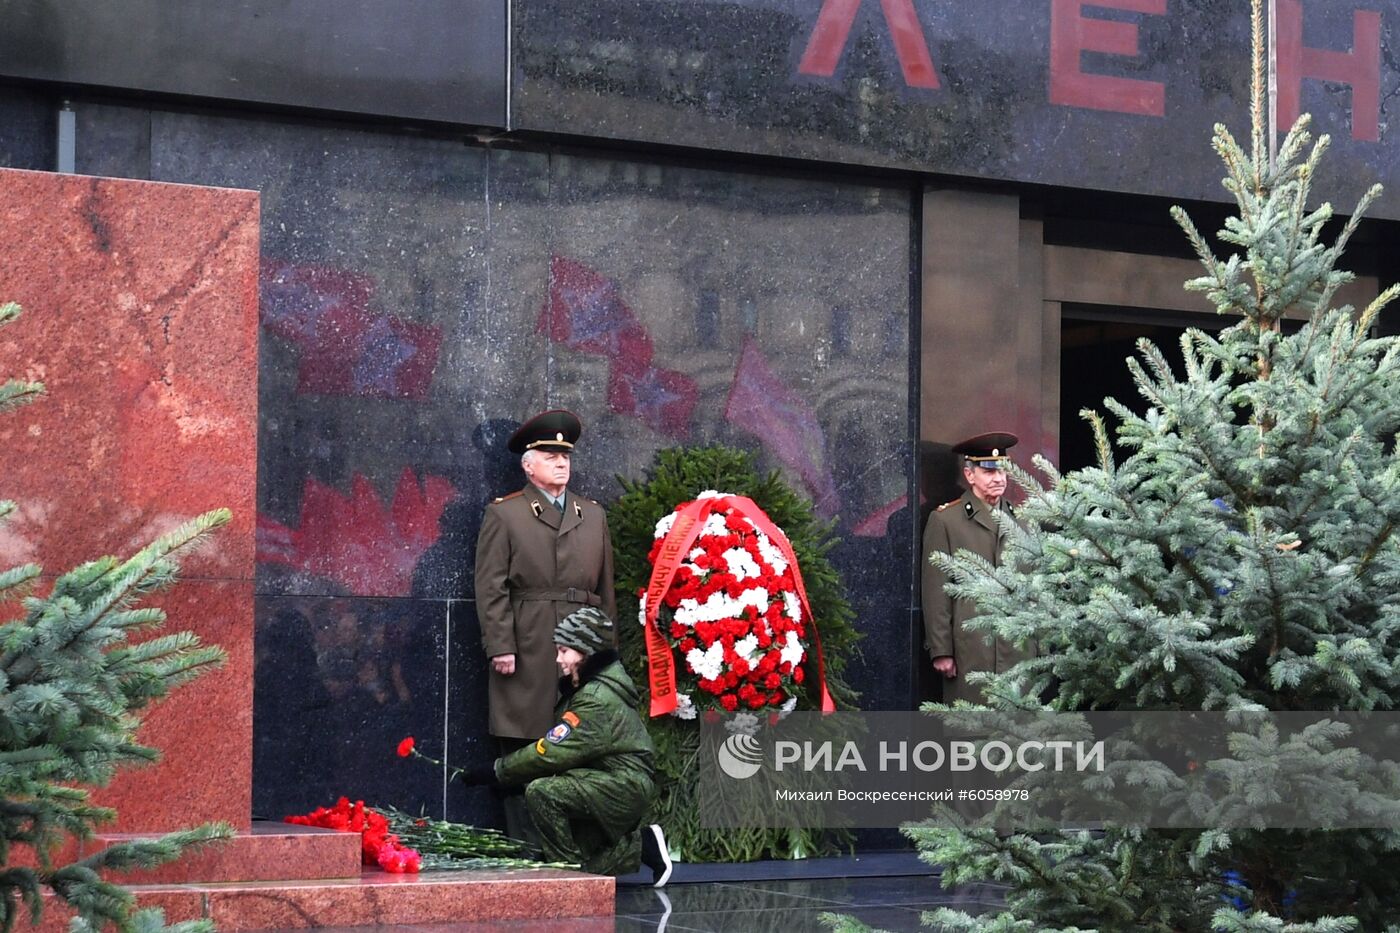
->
952, 431, 1019, 468
508, 410, 582, 454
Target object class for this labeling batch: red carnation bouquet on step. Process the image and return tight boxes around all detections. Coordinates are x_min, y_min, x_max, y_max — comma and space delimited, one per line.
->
286, 797, 421, 873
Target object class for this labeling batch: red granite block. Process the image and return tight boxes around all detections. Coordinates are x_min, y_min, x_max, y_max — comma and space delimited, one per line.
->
96, 823, 362, 885
35, 887, 209, 933
0, 166, 259, 837
0, 167, 258, 580
203, 869, 615, 930
7, 839, 79, 872
95, 579, 254, 833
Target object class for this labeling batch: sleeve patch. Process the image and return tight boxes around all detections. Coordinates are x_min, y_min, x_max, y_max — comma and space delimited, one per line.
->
534, 738, 547, 755
546, 721, 573, 744
562, 711, 581, 727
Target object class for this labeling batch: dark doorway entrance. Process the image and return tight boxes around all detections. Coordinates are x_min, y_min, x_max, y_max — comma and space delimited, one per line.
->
1059, 305, 1223, 473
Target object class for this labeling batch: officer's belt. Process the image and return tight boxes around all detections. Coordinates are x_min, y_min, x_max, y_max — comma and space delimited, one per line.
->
514, 588, 603, 607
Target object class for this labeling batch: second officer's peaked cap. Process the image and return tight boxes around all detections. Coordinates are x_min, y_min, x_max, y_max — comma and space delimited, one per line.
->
507, 409, 583, 454
952, 431, 1019, 469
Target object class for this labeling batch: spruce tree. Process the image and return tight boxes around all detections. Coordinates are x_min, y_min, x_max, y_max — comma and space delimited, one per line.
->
832, 2, 1400, 929
0, 302, 233, 933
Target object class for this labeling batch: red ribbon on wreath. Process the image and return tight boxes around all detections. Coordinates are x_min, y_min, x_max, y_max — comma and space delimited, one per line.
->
642, 494, 835, 717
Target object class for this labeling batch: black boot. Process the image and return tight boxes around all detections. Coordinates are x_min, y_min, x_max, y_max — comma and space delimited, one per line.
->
639, 823, 672, 888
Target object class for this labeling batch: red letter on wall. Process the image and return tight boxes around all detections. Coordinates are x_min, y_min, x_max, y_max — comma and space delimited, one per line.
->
798, 0, 940, 90
1049, 0, 1167, 116
1276, 1, 1381, 142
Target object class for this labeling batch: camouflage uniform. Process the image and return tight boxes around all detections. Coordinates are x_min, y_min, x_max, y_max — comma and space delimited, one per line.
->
495, 610, 656, 876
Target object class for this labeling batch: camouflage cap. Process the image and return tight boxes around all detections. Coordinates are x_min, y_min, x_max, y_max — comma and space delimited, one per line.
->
554, 606, 613, 656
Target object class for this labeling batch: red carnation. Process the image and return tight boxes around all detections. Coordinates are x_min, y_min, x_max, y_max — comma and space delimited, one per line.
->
396, 736, 415, 758
720, 694, 739, 712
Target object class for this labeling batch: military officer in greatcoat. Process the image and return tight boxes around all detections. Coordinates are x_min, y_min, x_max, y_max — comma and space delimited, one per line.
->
474, 410, 617, 750
921, 431, 1033, 706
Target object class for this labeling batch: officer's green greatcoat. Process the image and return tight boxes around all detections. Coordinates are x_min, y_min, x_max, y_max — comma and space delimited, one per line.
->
496, 650, 655, 875
475, 485, 617, 739
921, 489, 1033, 706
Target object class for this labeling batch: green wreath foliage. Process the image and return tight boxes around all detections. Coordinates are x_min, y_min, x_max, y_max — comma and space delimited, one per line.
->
609, 446, 862, 862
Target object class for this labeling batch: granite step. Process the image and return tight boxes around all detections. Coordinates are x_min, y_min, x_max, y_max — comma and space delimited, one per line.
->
93, 821, 362, 885
38, 867, 613, 931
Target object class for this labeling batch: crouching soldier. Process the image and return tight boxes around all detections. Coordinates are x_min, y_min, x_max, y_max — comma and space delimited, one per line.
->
462, 607, 672, 886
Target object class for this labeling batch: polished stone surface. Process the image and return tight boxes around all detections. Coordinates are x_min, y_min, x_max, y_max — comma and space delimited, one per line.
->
0, 87, 53, 170
841, 601, 917, 713
0, 167, 259, 832
133, 112, 919, 815
103, 580, 254, 831
0, 1, 506, 126
227, 870, 1006, 932
444, 599, 503, 826
253, 596, 448, 822
37, 869, 613, 933
44, 104, 919, 823
203, 869, 612, 930
96, 822, 361, 885
0, 167, 258, 579
512, 0, 1400, 220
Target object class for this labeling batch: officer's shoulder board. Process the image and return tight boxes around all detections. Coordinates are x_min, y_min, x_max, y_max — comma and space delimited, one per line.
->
936, 498, 961, 513
491, 491, 524, 505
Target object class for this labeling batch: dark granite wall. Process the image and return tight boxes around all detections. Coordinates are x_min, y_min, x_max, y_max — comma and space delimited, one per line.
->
47, 103, 917, 826
513, 0, 1400, 219
0, 87, 56, 170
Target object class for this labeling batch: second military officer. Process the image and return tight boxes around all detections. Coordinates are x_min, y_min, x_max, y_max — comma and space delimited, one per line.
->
921, 431, 1034, 706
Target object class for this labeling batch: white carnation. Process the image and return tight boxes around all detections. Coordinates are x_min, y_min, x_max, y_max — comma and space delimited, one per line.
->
697, 489, 728, 499
738, 587, 769, 614
684, 590, 742, 623
755, 531, 789, 575
779, 630, 805, 669
654, 512, 677, 538
671, 693, 697, 720
638, 592, 648, 627
700, 513, 730, 537
779, 696, 798, 718
686, 642, 726, 681
782, 590, 802, 625
723, 546, 761, 580
734, 633, 759, 662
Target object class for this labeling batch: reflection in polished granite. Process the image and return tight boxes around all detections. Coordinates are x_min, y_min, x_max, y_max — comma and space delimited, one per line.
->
253, 596, 449, 821
254, 872, 1005, 932
66, 104, 919, 821
512, 0, 1399, 222
445, 599, 504, 827
127, 106, 914, 611
843, 602, 916, 713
